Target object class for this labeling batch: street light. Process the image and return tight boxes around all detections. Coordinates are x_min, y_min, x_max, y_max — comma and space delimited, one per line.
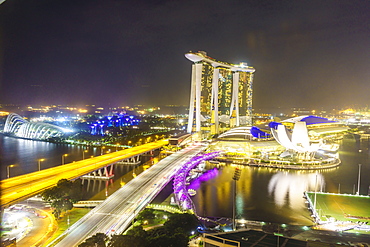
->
82, 150, 88, 160
101, 146, 105, 155
357, 164, 362, 195
62, 154, 68, 165
7, 164, 17, 178
38, 158, 45, 171
232, 167, 241, 231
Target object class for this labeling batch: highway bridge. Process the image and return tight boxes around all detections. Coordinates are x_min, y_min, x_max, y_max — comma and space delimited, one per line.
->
50, 143, 206, 247
0, 140, 168, 207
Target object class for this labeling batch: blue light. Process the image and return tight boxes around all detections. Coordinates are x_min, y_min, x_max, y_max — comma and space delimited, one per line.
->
268, 121, 281, 129
301, 115, 336, 125
250, 126, 270, 138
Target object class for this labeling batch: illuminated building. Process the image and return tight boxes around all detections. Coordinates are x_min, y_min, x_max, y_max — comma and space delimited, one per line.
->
207, 115, 348, 166
185, 51, 255, 136
3, 113, 73, 140
270, 116, 348, 158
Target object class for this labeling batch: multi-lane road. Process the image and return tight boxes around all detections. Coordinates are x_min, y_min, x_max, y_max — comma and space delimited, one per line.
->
50, 143, 206, 247
1, 140, 168, 207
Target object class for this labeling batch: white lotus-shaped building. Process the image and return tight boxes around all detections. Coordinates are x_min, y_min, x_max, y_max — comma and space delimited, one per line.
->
270, 116, 342, 155
271, 121, 322, 153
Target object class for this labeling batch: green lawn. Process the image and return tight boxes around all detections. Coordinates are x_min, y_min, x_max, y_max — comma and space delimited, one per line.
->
44, 207, 91, 246
307, 192, 370, 224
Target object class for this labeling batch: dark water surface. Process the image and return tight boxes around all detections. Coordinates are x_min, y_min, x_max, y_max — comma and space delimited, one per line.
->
0, 134, 107, 180
1, 134, 369, 225
190, 137, 370, 225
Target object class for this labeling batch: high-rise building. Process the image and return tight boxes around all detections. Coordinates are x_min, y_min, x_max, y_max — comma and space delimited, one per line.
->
185, 51, 255, 136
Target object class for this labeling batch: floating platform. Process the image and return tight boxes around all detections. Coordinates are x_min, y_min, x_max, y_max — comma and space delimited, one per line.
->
305, 191, 370, 232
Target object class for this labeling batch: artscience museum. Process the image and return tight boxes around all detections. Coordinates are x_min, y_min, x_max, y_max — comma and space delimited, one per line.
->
208, 115, 349, 169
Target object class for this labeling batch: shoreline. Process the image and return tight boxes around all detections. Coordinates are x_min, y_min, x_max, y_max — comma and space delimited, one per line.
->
213, 157, 341, 170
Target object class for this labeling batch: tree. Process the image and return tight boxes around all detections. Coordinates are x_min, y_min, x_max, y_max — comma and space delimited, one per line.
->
148, 234, 172, 247
146, 227, 171, 247
126, 225, 147, 238
146, 227, 188, 247
41, 178, 83, 218
78, 233, 107, 247
108, 235, 148, 247
146, 226, 168, 239
164, 213, 199, 234
136, 209, 155, 223
107, 213, 198, 247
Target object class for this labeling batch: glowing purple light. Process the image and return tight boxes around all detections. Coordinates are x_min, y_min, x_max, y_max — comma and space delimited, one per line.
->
172, 152, 220, 212
187, 168, 219, 190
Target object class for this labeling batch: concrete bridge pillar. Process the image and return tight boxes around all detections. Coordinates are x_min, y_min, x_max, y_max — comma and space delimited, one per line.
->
82, 164, 114, 180
116, 155, 141, 165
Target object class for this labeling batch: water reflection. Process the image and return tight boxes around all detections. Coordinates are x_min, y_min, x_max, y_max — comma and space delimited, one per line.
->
190, 164, 320, 225
0, 135, 105, 179
188, 168, 219, 190
2, 135, 369, 225
80, 157, 159, 200
268, 172, 324, 209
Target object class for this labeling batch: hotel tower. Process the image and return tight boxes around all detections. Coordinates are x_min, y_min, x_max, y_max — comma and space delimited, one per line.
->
185, 51, 255, 136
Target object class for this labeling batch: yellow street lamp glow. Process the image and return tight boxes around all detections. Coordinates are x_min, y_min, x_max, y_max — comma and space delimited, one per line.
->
7, 164, 17, 178
82, 150, 88, 160
38, 158, 45, 171
62, 154, 68, 165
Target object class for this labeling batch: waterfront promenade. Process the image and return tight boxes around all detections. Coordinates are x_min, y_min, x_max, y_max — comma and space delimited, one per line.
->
214, 157, 341, 170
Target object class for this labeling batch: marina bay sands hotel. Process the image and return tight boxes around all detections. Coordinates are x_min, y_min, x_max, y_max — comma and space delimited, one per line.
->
185, 51, 255, 136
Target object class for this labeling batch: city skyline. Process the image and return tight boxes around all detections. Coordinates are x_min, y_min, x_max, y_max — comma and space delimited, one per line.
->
0, 0, 369, 109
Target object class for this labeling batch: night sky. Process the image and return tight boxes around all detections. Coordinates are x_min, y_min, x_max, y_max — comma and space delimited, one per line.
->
0, 0, 369, 110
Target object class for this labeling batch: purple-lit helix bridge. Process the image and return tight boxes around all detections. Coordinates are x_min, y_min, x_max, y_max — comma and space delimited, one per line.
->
173, 151, 220, 215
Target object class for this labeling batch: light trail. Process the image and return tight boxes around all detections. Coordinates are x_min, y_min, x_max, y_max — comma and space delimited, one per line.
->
0, 140, 168, 207
50, 143, 206, 247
